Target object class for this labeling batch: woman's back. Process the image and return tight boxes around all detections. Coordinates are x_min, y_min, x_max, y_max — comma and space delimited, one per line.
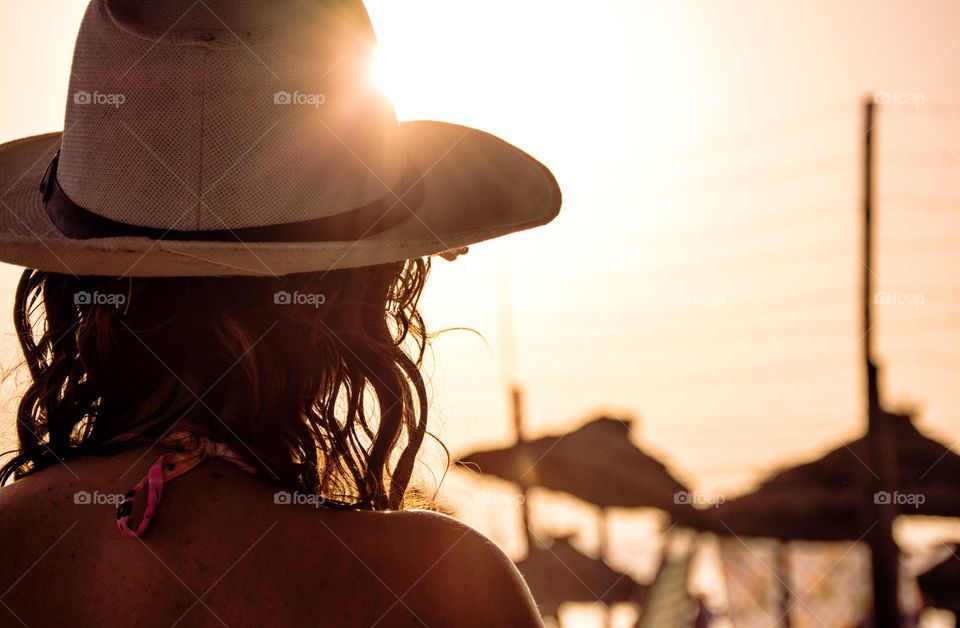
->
0, 1, 561, 624
0, 444, 542, 627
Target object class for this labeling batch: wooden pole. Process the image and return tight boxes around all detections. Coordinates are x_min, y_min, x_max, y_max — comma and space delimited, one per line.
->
497, 261, 535, 550
597, 510, 612, 628
512, 384, 534, 546
777, 542, 792, 628
863, 96, 900, 627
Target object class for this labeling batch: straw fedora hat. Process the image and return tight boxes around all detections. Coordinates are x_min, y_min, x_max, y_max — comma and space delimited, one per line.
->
0, 0, 561, 277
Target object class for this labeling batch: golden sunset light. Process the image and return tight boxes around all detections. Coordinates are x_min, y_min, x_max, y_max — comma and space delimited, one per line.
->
1, 1, 960, 626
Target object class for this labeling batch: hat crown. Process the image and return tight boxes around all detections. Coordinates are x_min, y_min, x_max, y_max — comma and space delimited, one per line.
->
0, 0, 561, 278
58, 0, 403, 232
104, 0, 375, 47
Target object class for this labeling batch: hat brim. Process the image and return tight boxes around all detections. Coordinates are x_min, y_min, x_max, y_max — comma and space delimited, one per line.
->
0, 121, 561, 277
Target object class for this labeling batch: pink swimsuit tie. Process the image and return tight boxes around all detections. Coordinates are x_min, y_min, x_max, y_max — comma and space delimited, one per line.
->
116, 431, 257, 538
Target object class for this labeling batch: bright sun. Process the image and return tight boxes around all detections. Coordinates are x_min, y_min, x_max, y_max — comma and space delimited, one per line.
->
364, 0, 568, 130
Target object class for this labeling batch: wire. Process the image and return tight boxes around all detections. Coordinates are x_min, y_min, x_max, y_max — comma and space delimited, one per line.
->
883, 235, 960, 248
880, 325, 960, 338
627, 299, 854, 327
896, 286, 960, 300
882, 192, 960, 211
881, 149, 960, 168
639, 239, 854, 277
893, 357, 960, 371
635, 358, 857, 389
626, 325, 855, 348
632, 101, 854, 160
880, 313, 960, 328
880, 102, 960, 120
643, 154, 856, 197
634, 199, 854, 245
653, 416, 853, 432
883, 236, 960, 255
626, 285, 855, 314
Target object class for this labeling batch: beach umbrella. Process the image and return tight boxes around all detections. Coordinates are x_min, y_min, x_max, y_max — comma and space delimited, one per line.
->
702, 412, 960, 541
456, 416, 697, 520
515, 533, 646, 611
693, 413, 960, 628
917, 552, 960, 615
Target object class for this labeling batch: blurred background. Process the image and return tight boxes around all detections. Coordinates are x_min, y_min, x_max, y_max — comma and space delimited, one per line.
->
3, 0, 960, 626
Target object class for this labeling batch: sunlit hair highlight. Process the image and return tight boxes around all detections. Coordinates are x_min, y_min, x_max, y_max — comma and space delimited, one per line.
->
1, 259, 445, 511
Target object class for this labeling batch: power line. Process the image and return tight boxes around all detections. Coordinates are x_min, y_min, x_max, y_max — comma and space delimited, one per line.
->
640, 238, 854, 276
879, 326, 960, 338
630, 325, 854, 345
662, 238, 851, 268
883, 236, 960, 255
632, 101, 854, 160
628, 285, 855, 313
643, 153, 856, 197
652, 416, 853, 431
881, 191, 960, 210
634, 198, 854, 245
635, 359, 857, 389
881, 149, 960, 168
880, 102, 960, 120
891, 357, 960, 371
880, 313, 960, 328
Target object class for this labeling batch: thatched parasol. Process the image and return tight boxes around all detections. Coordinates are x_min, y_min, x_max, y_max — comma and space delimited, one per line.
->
917, 551, 960, 616
702, 413, 960, 541
515, 533, 646, 612
456, 416, 696, 521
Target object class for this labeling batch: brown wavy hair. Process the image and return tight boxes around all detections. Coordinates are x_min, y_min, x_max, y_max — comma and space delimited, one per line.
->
1, 259, 444, 511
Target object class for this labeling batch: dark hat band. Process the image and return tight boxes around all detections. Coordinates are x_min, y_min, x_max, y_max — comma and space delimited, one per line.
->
40, 151, 423, 243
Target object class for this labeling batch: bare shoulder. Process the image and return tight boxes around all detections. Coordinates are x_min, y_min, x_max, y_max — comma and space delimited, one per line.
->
0, 457, 544, 627
241, 506, 545, 626
352, 509, 544, 627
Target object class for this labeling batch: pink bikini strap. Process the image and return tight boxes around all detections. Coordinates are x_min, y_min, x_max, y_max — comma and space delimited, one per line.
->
116, 431, 257, 538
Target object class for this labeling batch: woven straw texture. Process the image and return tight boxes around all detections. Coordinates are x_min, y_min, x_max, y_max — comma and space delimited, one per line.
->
0, 0, 562, 277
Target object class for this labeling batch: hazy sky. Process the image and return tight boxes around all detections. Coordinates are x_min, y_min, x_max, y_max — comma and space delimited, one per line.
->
2, 0, 960, 504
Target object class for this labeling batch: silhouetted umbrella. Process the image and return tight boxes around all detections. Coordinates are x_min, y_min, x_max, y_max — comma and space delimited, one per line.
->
702, 413, 960, 540
918, 552, 960, 615
515, 534, 646, 612
456, 417, 697, 520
